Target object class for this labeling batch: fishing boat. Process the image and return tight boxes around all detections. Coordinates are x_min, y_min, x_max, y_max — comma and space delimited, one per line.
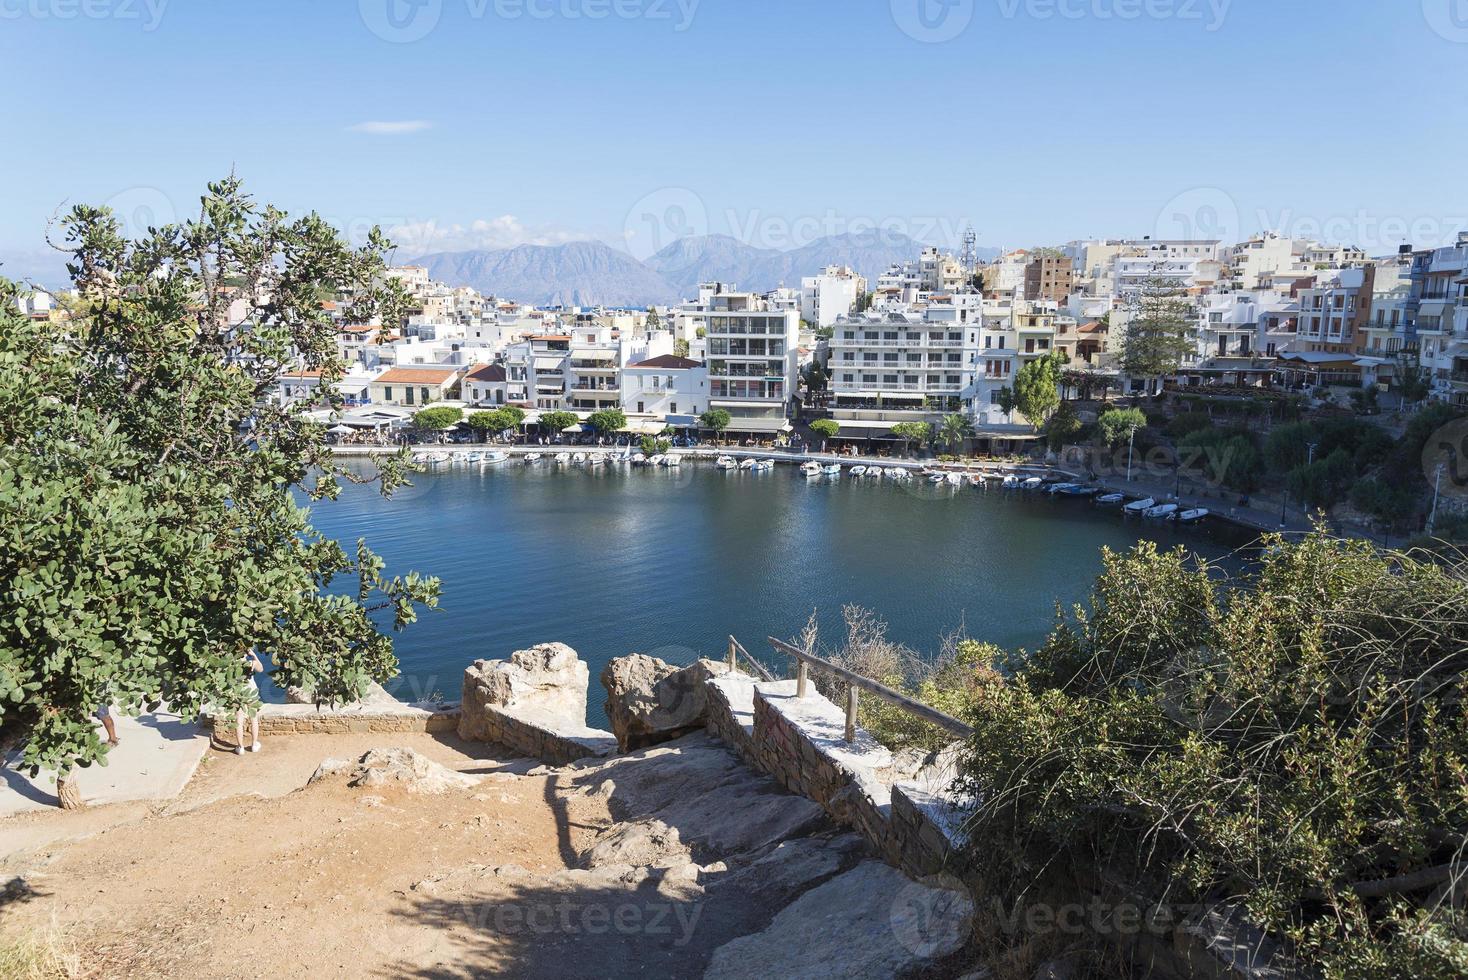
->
1058, 484, 1098, 497
1145, 503, 1179, 519
1123, 497, 1156, 514
1174, 507, 1209, 523
926, 471, 945, 484
1021, 476, 1044, 491
1095, 492, 1125, 506
885, 468, 906, 480
587, 453, 607, 467
571, 452, 588, 465
524, 453, 542, 464
968, 473, 985, 487
945, 472, 964, 486
449, 451, 470, 464
850, 465, 867, 477
1045, 482, 1078, 495
716, 455, 738, 470
800, 461, 823, 478
483, 451, 509, 465
1001, 474, 1019, 489
646, 454, 664, 466
660, 454, 681, 467
822, 463, 843, 477
738, 458, 757, 470
422, 451, 450, 467
751, 459, 774, 472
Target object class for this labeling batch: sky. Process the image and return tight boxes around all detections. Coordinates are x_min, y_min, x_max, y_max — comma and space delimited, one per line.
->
2, 0, 1465, 281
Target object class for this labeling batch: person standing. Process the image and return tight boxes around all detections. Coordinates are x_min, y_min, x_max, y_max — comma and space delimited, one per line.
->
235, 648, 265, 755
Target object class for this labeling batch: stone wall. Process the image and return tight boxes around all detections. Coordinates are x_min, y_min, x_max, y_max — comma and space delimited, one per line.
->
205, 685, 460, 738
459, 643, 616, 765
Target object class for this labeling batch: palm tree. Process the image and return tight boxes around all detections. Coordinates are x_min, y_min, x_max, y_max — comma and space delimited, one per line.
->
939, 413, 974, 455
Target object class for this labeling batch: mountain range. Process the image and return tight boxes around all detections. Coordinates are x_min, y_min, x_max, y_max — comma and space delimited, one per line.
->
408, 231, 998, 308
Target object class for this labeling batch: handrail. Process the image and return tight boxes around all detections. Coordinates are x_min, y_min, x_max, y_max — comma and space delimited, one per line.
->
726, 635, 776, 683
766, 636, 975, 742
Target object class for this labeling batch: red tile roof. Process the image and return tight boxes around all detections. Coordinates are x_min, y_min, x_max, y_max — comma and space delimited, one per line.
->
374, 367, 458, 385
630, 354, 703, 369
465, 363, 507, 383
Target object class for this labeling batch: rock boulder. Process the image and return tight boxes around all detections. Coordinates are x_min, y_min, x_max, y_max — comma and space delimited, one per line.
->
600, 654, 732, 751
308, 747, 481, 795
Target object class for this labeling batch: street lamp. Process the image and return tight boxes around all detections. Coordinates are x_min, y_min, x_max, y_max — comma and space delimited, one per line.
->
1126, 424, 1137, 482
1428, 462, 1445, 535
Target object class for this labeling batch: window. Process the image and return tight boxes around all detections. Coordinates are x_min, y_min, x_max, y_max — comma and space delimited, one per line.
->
383, 386, 393, 401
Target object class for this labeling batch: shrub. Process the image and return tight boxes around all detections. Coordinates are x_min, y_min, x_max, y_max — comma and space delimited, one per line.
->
1165, 411, 1213, 439
956, 535, 1468, 977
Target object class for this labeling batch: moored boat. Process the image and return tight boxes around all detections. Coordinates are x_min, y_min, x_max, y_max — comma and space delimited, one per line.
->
1145, 503, 1179, 519
524, 453, 542, 464
822, 463, 843, 477
483, 451, 509, 464
1021, 476, 1044, 490
800, 461, 823, 478
850, 465, 867, 477
716, 455, 738, 470
1095, 492, 1125, 505
1123, 497, 1156, 514
1174, 507, 1209, 523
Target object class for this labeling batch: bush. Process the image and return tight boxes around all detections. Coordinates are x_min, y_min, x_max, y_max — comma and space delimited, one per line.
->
1349, 477, 1416, 524
1165, 411, 1213, 439
955, 535, 1468, 977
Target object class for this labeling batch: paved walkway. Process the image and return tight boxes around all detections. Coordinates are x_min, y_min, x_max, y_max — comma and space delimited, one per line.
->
1, 710, 210, 816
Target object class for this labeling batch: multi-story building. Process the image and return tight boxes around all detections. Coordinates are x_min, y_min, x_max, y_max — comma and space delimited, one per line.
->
1293, 267, 1375, 354
800, 265, 867, 327
1407, 233, 1468, 404
1024, 253, 1074, 303
463, 363, 510, 406
702, 288, 801, 435
826, 308, 974, 432
1225, 234, 1311, 290
621, 354, 708, 418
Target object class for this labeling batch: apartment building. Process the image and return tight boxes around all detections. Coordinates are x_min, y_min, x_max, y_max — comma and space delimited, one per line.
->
621, 354, 708, 418
1407, 234, 1468, 404
826, 308, 973, 431
702, 288, 801, 434
1024, 253, 1074, 303
800, 265, 867, 327
1293, 267, 1376, 354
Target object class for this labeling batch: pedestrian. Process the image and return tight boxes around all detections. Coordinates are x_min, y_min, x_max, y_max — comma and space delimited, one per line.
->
235, 648, 265, 755
96, 703, 120, 747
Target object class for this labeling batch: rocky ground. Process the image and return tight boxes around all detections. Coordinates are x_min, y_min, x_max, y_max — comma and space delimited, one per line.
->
0, 730, 973, 979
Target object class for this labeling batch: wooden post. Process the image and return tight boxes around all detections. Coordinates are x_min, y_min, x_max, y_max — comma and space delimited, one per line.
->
796, 660, 809, 698
728, 637, 737, 672
845, 687, 859, 743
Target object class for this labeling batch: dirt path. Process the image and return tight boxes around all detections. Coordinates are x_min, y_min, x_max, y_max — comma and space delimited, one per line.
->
0, 734, 585, 978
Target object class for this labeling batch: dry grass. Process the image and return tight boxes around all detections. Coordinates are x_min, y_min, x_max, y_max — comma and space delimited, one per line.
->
0, 928, 81, 979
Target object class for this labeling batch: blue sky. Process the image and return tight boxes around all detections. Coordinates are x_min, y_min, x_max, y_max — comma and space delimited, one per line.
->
2, 0, 1465, 278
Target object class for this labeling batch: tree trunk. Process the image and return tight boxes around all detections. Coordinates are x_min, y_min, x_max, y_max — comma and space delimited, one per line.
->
57, 770, 85, 810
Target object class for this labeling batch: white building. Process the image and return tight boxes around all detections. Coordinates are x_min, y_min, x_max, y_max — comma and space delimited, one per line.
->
701, 288, 800, 435
800, 265, 867, 327
621, 353, 708, 418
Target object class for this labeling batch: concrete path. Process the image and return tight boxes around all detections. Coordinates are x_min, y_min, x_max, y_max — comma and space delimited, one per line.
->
0, 710, 210, 816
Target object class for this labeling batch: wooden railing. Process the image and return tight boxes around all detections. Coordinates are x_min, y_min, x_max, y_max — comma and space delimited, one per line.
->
765, 636, 975, 744
725, 635, 776, 683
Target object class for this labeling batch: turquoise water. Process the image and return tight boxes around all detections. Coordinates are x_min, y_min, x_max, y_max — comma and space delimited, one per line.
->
290, 461, 1248, 721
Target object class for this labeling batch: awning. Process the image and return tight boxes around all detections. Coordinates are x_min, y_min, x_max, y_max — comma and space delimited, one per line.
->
327, 424, 356, 435
877, 391, 926, 401
619, 418, 667, 435
533, 357, 566, 371
666, 414, 698, 427
722, 418, 793, 434
830, 420, 896, 433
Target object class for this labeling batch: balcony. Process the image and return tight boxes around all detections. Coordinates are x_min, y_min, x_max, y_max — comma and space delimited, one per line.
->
837, 380, 964, 393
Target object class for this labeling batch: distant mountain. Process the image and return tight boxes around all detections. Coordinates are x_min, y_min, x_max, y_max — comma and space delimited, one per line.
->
648, 231, 999, 296
410, 241, 680, 308
408, 232, 1002, 308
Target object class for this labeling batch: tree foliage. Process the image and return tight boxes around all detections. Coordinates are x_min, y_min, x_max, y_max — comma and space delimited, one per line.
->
1013, 351, 1063, 432
587, 409, 627, 436
538, 410, 578, 437
954, 535, 1468, 977
699, 409, 732, 440
808, 418, 839, 448
891, 421, 931, 455
1096, 406, 1147, 446
938, 413, 974, 452
1121, 271, 1196, 389
0, 178, 439, 801
412, 406, 462, 432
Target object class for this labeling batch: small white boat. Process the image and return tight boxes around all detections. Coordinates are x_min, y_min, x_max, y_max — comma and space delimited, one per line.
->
822, 464, 843, 477
945, 472, 964, 486
1175, 508, 1209, 523
800, 462, 823, 478
865, 468, 883, 479
647, 454, 665, 466
1045, 482, 1078, 495
587, 453, 607, 467
969, 473, 985, 487
1001, 474, 1019, 489
660, 455, 681, 467
422, 451, 450, 467
926, 471, 945, 484
850, 465, 867, 477
1123, 497, 1156, 514
1145, 503, 1179, 519
738, 458, 757, 470
631, 453, 652, 467
571, 452, 588, 465
1021, 477, 1044, 491
751, 459, 774, 472
1096, 492, 1125, 506
449, 451, 470, 464
716, 456, 739, 470
524, 453, 542, 464
464, 451, 484, 464
483, 451, 509, 465
885, 468, 906, 480
553, 453, 570, 466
